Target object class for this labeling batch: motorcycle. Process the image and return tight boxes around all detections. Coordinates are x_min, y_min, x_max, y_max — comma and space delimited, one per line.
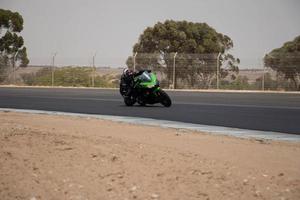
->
120, 70, 172, 107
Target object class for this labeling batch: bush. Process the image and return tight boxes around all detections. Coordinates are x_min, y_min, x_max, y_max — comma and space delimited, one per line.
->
220, 75, 254, 90
21, 67, 118, 88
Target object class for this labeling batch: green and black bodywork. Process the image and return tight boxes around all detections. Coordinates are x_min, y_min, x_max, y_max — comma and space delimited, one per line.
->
120, 70, 172, 107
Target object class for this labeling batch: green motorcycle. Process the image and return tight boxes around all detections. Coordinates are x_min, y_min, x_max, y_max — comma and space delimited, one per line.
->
120, 70, 172, 107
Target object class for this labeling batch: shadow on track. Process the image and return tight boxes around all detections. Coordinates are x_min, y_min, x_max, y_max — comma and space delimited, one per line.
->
118, 104, 166, 108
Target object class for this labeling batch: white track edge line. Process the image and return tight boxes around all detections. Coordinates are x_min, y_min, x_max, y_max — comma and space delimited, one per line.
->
0, 108, 299, 142
1, 85, 300, 94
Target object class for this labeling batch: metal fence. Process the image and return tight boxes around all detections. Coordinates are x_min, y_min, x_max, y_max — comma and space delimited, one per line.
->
127, 53, 221, 89
0, 53, 299, 91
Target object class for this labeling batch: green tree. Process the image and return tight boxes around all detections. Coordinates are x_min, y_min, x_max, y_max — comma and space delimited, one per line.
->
0, 9, 29, 82
127, 20, 239, 88
264, 35, 300, 91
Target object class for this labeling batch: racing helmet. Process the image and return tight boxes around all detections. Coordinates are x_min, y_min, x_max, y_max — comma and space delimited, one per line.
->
123, 68, 133, 76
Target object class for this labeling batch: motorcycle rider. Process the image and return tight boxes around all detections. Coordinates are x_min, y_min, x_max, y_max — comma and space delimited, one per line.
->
120, 68, 151, 97
120, 68, 133, 97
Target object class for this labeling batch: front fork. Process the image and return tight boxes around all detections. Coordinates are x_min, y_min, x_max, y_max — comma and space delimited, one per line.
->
154, 87, 161, 93
154, 87, 163, 99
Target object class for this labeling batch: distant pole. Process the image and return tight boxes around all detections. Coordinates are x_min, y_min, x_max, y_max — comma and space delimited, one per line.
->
52, 52, 57, 87
92, 52, 97, 87
12, 52, 19, 84
216, 53, 221, 89
262, 58, 265, 91
133, 52, 137, 71
173, 52, 178, 89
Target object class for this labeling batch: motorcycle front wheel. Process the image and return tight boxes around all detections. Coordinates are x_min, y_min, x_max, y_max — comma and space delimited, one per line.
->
159, 90, 172, 107
124, 96, 136, 106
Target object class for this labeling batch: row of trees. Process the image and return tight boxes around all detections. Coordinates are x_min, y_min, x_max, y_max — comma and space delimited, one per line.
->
1, 9, 299, 90
126, 20, 300, 91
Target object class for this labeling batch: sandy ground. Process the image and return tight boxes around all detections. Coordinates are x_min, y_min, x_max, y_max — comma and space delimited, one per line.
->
0, 112, 300, 200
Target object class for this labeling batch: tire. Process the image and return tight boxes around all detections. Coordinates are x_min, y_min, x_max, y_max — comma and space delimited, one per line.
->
138, 101, 146, 106
124, 97, 136, 106
159, 90, 172, 107
137, 97, 146, 106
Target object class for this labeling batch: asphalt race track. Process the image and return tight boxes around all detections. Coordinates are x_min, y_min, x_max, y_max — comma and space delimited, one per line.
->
0, 87, 300, 134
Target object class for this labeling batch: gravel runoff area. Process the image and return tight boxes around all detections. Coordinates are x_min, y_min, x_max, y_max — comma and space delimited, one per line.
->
0, 112, 300, 200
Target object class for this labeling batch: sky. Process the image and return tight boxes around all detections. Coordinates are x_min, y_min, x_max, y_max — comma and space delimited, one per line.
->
1, 0, 300, 68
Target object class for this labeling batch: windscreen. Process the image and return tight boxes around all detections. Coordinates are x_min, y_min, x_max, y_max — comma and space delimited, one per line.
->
138, 71, 152, 82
